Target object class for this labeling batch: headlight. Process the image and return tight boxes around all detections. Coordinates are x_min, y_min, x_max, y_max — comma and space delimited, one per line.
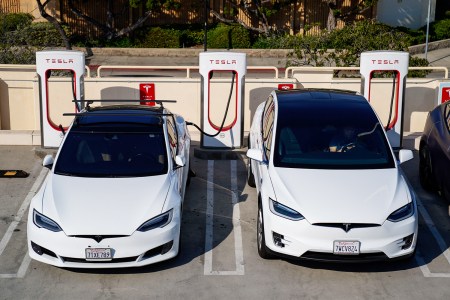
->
33, 209, 63, 232
269, 198, 304, 221
137, 209, 173, 232
387, 203, 414, 222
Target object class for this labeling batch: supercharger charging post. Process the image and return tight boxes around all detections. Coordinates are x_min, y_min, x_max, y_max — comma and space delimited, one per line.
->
360, 51, 409, 149
199, 52, 246, 148
36, 51, 85, 148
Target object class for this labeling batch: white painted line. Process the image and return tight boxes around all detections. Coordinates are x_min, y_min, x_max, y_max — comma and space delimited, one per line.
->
203, 160, 214, 275
203, 160, 245, 276
416, 195, 450, 277
0, 253, 32, 279
230, 160, 245, 275
0, 167, 48, 257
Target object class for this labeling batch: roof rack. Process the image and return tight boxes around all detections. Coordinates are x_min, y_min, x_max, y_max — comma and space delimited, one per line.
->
71, 99, 177, 109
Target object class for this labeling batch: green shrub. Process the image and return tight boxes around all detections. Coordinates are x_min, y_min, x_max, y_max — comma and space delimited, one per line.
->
138, 27, 180, 48
252, 34, 297, 49
433, 19, 450, 40
0, 13, 33, 33
207, 24, 250, 49
180, 29, 204, 48
409, 56, 430, 78
288, 20, 413, 68
22, 22, 65, 47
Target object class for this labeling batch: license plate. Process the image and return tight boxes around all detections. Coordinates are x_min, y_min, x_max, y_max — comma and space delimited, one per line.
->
85, 248, 112, 260
333, 241, 360, 255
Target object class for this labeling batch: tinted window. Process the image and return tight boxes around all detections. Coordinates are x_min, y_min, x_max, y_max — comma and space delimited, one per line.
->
262, 96, 275, 160
445, 102, 450, 133
166, 117, 178, 161
54, 125, 168, 177
273, 101, 395, 169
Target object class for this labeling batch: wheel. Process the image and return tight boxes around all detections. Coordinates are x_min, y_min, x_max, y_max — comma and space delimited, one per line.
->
257, 205, 273, 259
419, 145, 435, 191
247, 158, 256, 188
247, 136, 256, 188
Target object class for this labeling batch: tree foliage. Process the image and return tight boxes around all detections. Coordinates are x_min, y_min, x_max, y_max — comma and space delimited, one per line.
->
322, 0, 378, 31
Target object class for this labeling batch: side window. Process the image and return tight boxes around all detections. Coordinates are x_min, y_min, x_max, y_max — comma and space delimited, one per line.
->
262, 96, 275, 160
166, 117, 178, 161
445, 102, 450, 134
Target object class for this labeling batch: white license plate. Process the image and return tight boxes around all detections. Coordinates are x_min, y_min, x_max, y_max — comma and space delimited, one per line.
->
333, 241, 360, 255
85, 248, 112, 260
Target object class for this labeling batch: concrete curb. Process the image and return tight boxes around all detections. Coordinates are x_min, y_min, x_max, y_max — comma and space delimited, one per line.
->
408, 39, 450, 55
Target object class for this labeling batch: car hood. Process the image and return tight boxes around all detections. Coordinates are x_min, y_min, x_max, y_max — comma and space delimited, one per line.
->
40, 174, 171, 235
269, 167, 410, 225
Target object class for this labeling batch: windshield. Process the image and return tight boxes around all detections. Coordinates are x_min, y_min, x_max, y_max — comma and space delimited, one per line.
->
273, 103, 395, 169
54, 125, 168, 177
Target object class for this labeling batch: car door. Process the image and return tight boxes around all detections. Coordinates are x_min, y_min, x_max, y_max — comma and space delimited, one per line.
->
441, 103, 450, 198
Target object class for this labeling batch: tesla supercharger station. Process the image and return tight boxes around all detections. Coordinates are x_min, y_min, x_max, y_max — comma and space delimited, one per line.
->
36, 50, 85, 148
360, 51, 409, 149
199, 52, 246, 148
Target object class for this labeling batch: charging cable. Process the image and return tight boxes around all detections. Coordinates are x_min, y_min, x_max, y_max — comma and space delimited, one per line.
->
186, 71, 235, 137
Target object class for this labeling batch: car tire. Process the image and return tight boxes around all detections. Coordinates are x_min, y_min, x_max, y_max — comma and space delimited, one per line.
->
247, 158, 256, 188
257, 205, 273, 259
419, 145, 435, 191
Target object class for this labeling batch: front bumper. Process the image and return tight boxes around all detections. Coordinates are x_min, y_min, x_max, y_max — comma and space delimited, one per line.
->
263, 209, 418, 262
27, 212, 181, 269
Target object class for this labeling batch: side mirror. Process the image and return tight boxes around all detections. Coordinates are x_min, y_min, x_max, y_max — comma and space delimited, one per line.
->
42, 154, 54, 169
175, 155, 186, 168
246, 148, 264, 163
398, 149, 413, 164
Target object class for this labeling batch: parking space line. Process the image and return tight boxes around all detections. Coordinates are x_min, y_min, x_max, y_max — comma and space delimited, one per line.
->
0, 254, 31, 279
204, 160, 245, 276
416, 195, 450, 277
0, 167, 48, 257
230, 160, 245, 275
203, 160, 214, 275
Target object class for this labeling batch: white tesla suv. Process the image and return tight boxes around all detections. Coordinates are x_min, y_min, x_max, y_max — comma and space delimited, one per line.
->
247, 89, 417, 262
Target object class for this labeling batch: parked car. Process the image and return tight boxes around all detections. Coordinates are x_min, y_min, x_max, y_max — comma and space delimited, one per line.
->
247, 89, 417, 262
27, 104, 191, 268
419, 101, 450, 201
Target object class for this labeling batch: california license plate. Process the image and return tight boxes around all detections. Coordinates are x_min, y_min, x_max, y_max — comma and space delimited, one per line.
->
333, 241, 360, 255
85, 248, 112, 260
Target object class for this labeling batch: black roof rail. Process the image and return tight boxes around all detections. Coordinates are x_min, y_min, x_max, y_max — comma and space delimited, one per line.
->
71, 99, 177, 109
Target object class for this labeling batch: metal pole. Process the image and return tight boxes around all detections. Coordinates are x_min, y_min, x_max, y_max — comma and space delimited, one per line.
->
425, 0, 431, 60
204, 0, 208, 52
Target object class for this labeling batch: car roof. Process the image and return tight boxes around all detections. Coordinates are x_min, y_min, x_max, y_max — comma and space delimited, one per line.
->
73, 105, 167, 127
275, 88, 364, 103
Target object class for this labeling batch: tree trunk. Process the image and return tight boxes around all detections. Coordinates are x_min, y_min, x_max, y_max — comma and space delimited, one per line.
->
36, 0, 72, 49
324, 0, 337, 31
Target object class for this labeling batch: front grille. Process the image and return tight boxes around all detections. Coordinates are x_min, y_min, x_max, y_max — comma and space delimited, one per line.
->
70, 235, 128, 243
61, 256, 139, 264
313, 223, 380, 232
301, 251, 388, 262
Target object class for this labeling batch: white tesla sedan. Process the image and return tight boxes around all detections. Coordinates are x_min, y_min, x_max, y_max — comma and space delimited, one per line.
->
247, 89, 418, 262
28, 104, 191, 268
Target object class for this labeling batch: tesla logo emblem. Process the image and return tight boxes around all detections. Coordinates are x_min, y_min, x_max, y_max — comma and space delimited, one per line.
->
371, 59, 399, 65
45, 58, 74, 64
142, 84, 152, 93
342, 224, 352, 232
442, 87, 450, 103
94, 235, 104, 243
209, 59, 237, 65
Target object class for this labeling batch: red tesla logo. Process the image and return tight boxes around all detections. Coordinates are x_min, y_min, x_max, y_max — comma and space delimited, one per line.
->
209, 59, 237, 65
371, 59, 399, 65
442, 87, 450, 103
45, 58, 74, 64
139, 83, 155, 106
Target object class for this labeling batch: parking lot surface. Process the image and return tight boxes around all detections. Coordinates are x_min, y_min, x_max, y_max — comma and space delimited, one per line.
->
1, 143, 450, 299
